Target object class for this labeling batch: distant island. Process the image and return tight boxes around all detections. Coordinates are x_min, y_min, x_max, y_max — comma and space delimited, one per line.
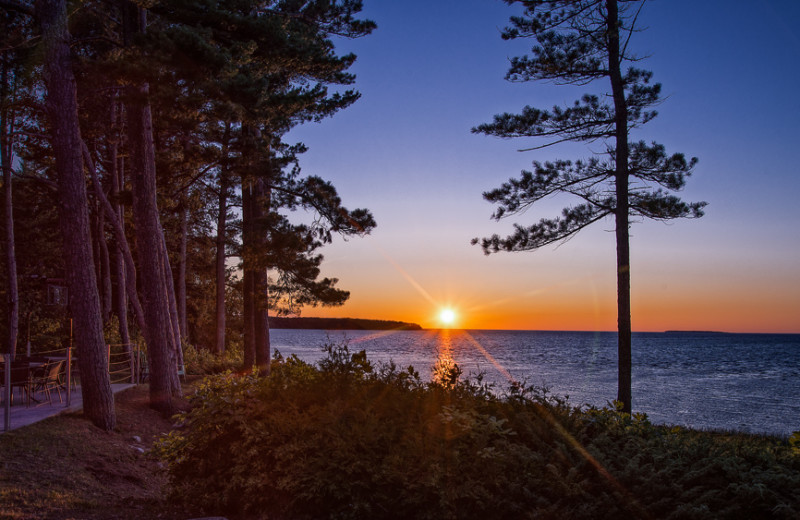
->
663, 330, 729, 335
270, 317, 423, 331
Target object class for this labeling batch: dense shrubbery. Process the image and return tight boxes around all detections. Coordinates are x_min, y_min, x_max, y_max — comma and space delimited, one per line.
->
156, 345, 800, 520
182, 344, 243, 375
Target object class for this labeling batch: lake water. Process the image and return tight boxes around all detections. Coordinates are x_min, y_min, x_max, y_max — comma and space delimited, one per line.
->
269, 329, 800, 437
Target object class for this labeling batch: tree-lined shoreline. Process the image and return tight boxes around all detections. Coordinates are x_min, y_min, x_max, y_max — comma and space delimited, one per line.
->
270, 316, 421, 330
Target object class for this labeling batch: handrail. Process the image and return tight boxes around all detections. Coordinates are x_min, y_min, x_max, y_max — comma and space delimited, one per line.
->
106, 343, 142, 384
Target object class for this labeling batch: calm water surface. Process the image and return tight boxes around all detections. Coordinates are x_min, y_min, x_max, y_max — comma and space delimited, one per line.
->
270, 329, 800, 436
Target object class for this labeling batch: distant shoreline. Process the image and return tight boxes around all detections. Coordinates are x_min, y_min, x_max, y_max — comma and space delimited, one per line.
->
270, 322, 799, 335
270, 317, 422, 331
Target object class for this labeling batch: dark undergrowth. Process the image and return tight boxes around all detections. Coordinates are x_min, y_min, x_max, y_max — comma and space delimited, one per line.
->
156, 344, 800, 520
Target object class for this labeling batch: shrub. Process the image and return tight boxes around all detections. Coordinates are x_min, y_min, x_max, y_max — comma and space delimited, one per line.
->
182, 343, 243, 375
157, 344, 800, 520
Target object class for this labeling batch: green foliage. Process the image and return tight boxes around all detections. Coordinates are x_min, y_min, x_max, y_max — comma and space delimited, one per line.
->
182, 343, 243, 375
472, 1, 706, 253
156, 345, 800, 519
790, 431, 800, 455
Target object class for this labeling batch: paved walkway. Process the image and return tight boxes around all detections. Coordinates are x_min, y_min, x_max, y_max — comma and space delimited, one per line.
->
2, 383, 136, 432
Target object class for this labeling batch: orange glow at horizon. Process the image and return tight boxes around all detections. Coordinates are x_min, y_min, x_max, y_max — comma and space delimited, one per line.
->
304, 279, 800, 333
298, 236, 800, 334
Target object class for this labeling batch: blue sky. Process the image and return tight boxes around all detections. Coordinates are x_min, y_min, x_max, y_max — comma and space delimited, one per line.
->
286, 0, 800, 332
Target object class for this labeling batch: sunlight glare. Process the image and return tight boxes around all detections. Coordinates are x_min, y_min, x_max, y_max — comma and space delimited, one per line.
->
439, 308, 456, 327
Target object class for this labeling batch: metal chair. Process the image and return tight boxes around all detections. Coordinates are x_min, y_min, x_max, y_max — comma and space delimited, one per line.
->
1, 363, 34, 406
29, 360, 64, 405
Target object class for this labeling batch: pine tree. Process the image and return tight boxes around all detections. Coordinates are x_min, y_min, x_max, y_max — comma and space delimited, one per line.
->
473, 0, 706, 413
35, 0, 116, 429
144, 0, 376, 368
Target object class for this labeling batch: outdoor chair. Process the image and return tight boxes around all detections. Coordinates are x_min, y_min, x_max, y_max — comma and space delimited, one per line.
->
0, 363, 34, 406
29, 360, 64, 405
55, 357, 78, 391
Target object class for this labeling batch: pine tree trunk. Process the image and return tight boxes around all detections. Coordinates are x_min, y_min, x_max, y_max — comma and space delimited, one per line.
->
113, 243, 130, 344
214, 165, 228, 355
252, 177, 270, 372
121, 1, 178, 413
127, 83, 177, 415
1, 58, 19, 359
109, 97, 130, 347
241, 178, 255, 368
607, 0, 632, 414
36, 0, 115, 430
97, 203, 113, 323
178, 195, 188, 340
159, 228, 183, 391
214, 122, 231, 355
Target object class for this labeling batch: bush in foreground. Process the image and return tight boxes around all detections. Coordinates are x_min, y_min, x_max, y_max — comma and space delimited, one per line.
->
156, 345, 800, 519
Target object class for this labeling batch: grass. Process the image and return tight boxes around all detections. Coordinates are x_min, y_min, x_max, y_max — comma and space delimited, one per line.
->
0, 383, 189, 520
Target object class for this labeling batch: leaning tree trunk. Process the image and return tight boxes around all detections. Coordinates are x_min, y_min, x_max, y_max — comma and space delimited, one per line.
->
1, 57, 18, 360
607, 0, 632, 415
36, 0, 115, 430
122, 1, 179, 412
127, 84, 179, 414
159, 227, 183, 389
84, 140, 146, 334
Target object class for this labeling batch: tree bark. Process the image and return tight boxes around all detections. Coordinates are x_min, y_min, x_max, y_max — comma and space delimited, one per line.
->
96, 201, 113, 323
159, 228, 183, 392
84, 140, 145, 334
241, 178, 255, 368
1, 57, 19, 359
178, 194, 188, 340
252, 177, 270, 372
607, 0, 632, 414
36, 0, 115, 430
214, 123, 230, 354
127, 82, 178, 414
121, 1, 179, 413
108, 96, 130, 347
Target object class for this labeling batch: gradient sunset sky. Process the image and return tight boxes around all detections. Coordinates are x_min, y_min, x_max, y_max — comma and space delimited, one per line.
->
286, 0, 800, 333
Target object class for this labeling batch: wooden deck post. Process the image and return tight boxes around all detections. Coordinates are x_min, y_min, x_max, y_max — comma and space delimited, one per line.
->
4, 353, 10, 432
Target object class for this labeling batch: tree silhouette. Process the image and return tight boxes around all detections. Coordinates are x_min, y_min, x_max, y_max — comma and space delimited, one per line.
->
473, 0, 706, 413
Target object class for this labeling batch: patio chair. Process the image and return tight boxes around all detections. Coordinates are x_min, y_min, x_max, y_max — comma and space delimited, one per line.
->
29, 360, 64, 405
1, 363, 34, 406
55, 357, 79, 391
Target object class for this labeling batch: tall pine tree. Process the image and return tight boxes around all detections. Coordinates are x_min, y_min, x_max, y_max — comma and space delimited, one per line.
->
473, 0, 706, 413
146, 0, 376, 368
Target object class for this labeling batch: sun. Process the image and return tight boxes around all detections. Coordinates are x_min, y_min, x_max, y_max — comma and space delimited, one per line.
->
439, 308, 457, 327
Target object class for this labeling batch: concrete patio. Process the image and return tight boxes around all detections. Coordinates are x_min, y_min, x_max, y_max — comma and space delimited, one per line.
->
2, 383, 137, 432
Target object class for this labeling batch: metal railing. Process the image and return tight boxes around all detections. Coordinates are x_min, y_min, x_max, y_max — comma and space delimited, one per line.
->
107, 343, 137, 385
2, 343, 141, 432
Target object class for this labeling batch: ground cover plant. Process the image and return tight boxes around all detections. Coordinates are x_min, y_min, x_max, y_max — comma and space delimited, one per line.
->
157, 345, 800, 519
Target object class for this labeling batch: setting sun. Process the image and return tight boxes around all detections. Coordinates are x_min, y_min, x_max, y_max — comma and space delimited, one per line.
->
439, 308, 457, 327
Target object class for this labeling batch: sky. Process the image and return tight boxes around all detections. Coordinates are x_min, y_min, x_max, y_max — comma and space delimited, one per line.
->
285, 0, 800, 333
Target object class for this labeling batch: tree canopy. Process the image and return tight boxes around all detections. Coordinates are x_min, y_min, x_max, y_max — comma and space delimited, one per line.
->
1, 0, 377, 414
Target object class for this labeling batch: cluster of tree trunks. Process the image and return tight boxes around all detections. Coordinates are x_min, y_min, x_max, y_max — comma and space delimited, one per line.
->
1, 0, 376, 428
